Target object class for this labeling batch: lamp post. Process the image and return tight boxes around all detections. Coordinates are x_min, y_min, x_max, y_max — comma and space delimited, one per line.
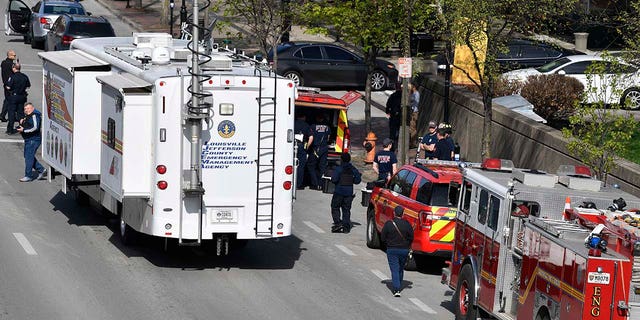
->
169, 0, 175, 37
180, 0, 187, 37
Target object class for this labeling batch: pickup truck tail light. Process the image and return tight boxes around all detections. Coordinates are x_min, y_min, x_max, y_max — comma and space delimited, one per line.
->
419, 210, 433, 230
62, 35, 75, 45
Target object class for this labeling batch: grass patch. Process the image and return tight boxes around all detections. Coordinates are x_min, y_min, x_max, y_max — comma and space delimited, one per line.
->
620, 130, 640, 165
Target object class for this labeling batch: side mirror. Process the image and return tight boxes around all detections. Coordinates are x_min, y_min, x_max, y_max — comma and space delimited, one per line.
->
557, 70, 566, 75
86, 11, 92, 16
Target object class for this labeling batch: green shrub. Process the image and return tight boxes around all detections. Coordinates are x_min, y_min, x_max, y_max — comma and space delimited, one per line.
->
520, 74, 584, 123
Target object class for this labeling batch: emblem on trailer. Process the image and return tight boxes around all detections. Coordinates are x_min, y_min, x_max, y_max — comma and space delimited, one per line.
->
218, 120, 236, 138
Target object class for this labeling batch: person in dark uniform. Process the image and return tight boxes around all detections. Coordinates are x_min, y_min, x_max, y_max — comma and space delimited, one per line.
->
433, 128, 454, 161
438, 122, 456, 160
307, 113, 331, 190
17, 102, 46, 182
330, 153, 361, 233
5, 62, 30, 135
373, 138, 397, 183
1, 50, 17, 122
294, 113, 313, 190
420, 121, 438, 159
381, 205, 414, 297
385, 83, 402, 144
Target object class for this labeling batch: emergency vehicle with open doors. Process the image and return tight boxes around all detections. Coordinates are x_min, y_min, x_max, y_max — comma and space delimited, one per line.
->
366, 160, 462, 270
294, 87, 350, 162
38, 32, 297, 253
442, 158, 640, 320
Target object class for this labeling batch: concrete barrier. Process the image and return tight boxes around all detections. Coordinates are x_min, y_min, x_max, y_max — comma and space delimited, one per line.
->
414, 74, 640, 196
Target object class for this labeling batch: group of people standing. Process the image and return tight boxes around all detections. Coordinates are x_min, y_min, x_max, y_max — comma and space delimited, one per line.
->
2, 50, 46, 182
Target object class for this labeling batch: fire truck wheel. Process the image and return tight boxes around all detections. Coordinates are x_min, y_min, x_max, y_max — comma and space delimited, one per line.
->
366, 211, 381, 249
454, 264, 478, 320
119, 218, 137, 246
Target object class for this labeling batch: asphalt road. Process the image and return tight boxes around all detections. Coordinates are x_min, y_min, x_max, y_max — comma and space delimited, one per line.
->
0, 2, 456, 319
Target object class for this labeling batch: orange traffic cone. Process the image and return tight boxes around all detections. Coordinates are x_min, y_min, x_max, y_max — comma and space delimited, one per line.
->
563, 197, 571, 221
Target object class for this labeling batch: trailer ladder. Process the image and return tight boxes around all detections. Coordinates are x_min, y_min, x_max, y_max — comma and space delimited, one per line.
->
254, 68, 278, 237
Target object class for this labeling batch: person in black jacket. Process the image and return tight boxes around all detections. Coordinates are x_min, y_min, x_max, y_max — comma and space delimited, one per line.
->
330, 153, 361, 233
1, 50, 17, 122
385, 83, 402, 145
381, 205, 414, 297
17, 103, 45, 182
5, 62, 30, 135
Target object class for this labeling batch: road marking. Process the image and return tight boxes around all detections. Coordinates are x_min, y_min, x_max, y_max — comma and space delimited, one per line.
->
0, 139, 23, 143
371, 269, 387, 280
13, 233, 37, 255
335, 244, 356, 256
409, 298, 437, 314
303, 221, 325, 233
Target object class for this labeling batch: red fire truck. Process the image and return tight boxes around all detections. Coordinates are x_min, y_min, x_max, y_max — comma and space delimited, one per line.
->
366, 160, 462, 270
442, 158, 640, 320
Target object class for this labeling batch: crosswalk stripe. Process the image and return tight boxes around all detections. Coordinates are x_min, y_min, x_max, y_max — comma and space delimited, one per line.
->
303, 221, 325, 233
335, 244, 356, 256
370, 269, 387, 280
409, 298, 437, 314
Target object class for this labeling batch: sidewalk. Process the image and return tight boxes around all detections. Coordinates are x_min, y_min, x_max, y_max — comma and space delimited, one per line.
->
94, 0, 408, 182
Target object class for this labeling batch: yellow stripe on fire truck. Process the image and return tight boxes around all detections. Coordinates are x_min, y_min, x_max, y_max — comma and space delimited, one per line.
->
428, 208, 457, 242
518, 266, 584, 305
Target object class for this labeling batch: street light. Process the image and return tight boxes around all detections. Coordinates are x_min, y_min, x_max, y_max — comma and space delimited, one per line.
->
180, 0, 188, 37
169, 0, 175, 37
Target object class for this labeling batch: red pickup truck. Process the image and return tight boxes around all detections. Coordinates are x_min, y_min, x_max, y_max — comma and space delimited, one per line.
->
365, 160, 462, 270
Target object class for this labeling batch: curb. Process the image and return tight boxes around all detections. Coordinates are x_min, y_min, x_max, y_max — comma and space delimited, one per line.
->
93, 0, 143, 33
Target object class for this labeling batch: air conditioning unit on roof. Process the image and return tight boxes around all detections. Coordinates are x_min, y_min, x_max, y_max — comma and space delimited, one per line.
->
133, 33, 173, 48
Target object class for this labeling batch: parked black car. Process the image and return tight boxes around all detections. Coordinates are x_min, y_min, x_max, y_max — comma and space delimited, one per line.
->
437, 38, 584, 72
45, 14, 115, 51
268, 42, 398, 90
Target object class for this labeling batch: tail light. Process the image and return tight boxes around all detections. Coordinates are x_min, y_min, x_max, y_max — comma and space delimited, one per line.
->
156, 165, 167, 174
39, 17, 50, 24
157, 181, 168, 190
283, 181, 292, 190
285, 165, 293, 175
62, 35, 75, 45
419, 210, 433, 230
343, 128, 350, 153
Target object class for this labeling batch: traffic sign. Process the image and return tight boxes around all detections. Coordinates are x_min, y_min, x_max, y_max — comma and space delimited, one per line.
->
398, 57, 412, 78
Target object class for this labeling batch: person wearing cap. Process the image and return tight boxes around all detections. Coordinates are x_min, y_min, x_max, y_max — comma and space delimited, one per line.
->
433, 128, 454, 161
381, 205, 414, 297
439, 123, 456, 160
307, 113, 331, 190
373, 138, 397, 183
330, 153, 362, 233
420, 121, 438, 159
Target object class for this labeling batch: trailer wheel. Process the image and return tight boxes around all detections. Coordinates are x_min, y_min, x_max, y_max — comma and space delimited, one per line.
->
455, 264, 478, 320
366, 209, 381, 249
119, 218, 137, 246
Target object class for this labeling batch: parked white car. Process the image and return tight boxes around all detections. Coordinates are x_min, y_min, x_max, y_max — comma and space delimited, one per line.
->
502, 54, 640, 109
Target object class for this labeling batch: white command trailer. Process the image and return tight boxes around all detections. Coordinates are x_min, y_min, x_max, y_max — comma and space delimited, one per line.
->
38, 34, 297, 253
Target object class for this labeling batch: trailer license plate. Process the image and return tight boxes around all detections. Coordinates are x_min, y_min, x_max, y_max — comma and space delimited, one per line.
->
587, 272, 610, 284
212, 208, 237, 223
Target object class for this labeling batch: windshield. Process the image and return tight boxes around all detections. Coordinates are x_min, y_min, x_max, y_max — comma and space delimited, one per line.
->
68, 22, 114, 37
536, 57, 570, 72
44, 5, 85, 15
431, 184, 453, 207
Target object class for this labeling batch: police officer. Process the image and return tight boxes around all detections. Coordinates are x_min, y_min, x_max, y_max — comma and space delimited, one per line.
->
294, 113, 313, 190
307, 113, 331, 190
330, 153, 361, 233
5, 62, 30, 135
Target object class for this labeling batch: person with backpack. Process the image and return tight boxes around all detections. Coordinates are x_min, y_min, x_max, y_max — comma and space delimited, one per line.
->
381, 205, 414, 297
330, 153, 361, 233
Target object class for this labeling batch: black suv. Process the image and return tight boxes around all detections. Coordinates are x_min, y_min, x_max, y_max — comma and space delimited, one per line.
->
268, 42, 398, 91
45, 14, 115, 51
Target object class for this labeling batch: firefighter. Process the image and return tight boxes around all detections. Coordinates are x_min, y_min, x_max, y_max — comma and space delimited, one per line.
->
419, 121, 438, 159
330, 153, 361, 233
307, 113, 331, 190
294, 113, 313, 190
373, 138, 397, 183
433, 128, 453, 161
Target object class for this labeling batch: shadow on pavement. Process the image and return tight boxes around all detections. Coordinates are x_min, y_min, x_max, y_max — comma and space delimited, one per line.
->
49, 190, 304, 270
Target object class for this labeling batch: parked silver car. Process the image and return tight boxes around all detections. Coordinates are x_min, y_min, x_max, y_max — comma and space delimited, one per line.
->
5, 0, 88, 49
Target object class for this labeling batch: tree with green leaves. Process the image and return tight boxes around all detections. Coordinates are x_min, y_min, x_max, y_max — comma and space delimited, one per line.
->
434, 0, 577, 159
299, 0, 434, 134
212, 0, 296, 68
562, 55, 638, 183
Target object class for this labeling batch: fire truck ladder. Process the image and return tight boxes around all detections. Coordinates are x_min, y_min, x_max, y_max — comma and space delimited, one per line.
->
254, 68, 278, 238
